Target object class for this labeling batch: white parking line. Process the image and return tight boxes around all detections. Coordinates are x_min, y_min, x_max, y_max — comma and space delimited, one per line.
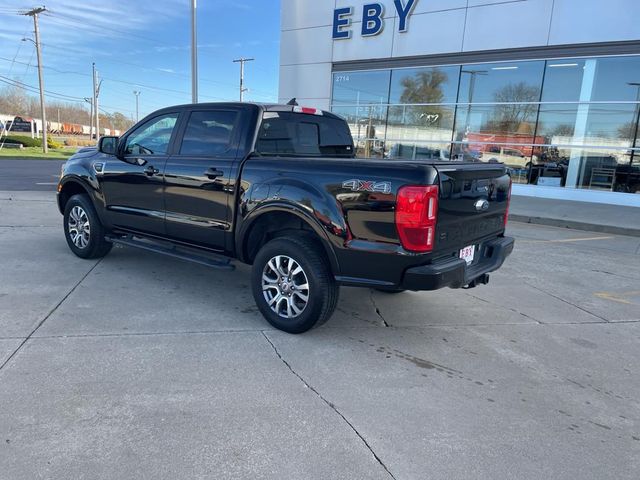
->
35, 182, 58, 186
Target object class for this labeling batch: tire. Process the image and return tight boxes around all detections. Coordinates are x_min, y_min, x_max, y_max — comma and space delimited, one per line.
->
251, 236, 339, 334
63, 194, 113, 259
374, 287, 406, 294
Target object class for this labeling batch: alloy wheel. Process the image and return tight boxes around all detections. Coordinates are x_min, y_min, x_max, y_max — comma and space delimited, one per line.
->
68, 205, 90, 249
262, 255, 310, 319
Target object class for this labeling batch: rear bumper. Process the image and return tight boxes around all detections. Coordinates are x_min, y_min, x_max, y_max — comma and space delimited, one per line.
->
401, 236, 515, 291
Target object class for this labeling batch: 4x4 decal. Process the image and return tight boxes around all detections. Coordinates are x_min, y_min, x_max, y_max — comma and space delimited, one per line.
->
342, 179, 392, 194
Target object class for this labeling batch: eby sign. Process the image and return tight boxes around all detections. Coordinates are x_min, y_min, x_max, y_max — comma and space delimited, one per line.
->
332, 0, 418, 39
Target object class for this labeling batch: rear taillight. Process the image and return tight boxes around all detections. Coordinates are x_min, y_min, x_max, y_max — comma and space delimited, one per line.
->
395, 185, 439, 253
504, 179, 512, 227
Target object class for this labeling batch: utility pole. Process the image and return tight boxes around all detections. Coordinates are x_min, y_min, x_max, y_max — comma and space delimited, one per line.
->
22, 6, 47, 153
233, 57, 254, 102
190, 0, 198, 103
92, 64, 97, 139
133, 91, 140, 123
93, 64, 102, 140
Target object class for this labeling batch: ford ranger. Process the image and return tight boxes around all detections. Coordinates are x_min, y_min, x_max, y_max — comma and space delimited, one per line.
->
57, 102, 514, 333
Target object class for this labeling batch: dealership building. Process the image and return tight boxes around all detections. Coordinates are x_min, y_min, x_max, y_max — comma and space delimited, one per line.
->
279, 0, 640, 206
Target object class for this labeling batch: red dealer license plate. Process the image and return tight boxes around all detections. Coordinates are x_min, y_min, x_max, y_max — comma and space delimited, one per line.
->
459, 245, 475, 265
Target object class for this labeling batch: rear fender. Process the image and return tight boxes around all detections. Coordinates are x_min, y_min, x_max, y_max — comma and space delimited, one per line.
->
236, 201, 341, 275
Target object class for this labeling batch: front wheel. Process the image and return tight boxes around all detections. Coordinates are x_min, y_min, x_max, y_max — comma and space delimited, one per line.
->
63, 194, 113, 259
251, 236, 339, 333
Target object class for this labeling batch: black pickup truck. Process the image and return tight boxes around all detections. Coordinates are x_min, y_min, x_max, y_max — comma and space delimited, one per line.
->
57, 102, 514, 333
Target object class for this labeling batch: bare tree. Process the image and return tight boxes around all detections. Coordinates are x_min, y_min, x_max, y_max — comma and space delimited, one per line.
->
391, 69, 452, 128
484, 82, 540, 134
0, 84, 133, 131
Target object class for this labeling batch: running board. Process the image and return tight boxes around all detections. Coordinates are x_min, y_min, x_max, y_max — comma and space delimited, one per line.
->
105, 235, 235, 270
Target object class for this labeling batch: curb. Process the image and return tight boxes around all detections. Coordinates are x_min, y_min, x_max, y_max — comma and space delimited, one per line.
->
510, 214, 640, 238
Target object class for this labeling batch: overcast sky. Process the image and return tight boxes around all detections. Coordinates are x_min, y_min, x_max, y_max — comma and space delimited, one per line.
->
0, 0, 280, 120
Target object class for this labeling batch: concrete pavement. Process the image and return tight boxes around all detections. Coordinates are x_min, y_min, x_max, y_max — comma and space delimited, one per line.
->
511, 195, 640, 237
0, 191, 638, 479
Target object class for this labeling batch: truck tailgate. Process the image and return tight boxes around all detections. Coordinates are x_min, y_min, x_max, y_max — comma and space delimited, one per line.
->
433, 163, 511, 255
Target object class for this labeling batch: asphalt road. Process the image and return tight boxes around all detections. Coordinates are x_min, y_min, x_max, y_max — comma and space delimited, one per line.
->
0, 191, 639, 479
0, 159, 65, 191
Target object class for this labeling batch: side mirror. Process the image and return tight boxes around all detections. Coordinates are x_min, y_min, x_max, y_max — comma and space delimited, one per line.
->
98, 136, 119, 156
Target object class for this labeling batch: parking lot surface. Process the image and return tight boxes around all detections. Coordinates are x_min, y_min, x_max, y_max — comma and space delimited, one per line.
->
0, 191, 639, 479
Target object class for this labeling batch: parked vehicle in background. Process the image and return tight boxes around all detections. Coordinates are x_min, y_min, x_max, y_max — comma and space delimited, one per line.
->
480, 146, 533, 168
57, 102, 514, 333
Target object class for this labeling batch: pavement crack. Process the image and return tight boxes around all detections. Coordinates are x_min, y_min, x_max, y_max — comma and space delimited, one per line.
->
0, 258, 103, 373
525, 282, 610, 323
465, 291, 543, 324
369, 290, 391, 327
590, 269, 639, 281
261, 331, 396, 480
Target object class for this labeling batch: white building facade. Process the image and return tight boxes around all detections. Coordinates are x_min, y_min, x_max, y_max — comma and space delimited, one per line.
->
279, 0, 640, 205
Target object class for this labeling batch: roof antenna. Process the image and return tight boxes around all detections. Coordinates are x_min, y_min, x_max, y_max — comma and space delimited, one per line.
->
287, 98, 298, 106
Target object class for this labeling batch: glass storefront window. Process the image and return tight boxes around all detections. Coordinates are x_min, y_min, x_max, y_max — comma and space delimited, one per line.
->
453, 104, 540, 148
536, 103, 639, 146
389, 66, 460, 104
591, 57, 640, 102
542, 60, 588, 102
387, 105, 455, 142
330, 55, 640, 195
530, 146, 631, 192
458, 61, 545, 104
542, 57, 640, 102
332, 70, 391, 106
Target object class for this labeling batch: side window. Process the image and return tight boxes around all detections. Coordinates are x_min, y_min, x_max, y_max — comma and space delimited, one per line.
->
179, 110, 239, 156
124, 113, 178, 155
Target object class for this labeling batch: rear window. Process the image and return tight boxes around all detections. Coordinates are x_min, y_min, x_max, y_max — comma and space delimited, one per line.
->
255, 112, 353, 157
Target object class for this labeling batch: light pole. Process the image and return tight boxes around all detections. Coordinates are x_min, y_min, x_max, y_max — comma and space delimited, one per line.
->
21, 6, 47, 153
133, 90, 140, 123
233, 57, 254, 102
190, 0, 198, 103
461, 69, 488, 135
93, 63, 102, 140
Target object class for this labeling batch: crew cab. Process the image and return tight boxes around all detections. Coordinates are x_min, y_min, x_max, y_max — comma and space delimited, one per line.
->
57, 102, 514, 333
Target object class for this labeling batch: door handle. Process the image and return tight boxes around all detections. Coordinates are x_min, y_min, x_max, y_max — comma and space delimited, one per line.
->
204, 168, 224, 179
144, 165, 159, 176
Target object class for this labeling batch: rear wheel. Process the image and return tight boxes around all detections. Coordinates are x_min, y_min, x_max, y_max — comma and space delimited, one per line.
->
63, 194, 112, 259
251, 236, 339, 333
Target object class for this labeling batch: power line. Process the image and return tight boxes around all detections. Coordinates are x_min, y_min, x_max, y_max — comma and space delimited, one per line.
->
0, 55, 238, 103
33, 40, 277, 98
0, 74, 85, 101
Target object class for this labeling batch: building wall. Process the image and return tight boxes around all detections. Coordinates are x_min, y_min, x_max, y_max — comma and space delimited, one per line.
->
279, 0, 640, 110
